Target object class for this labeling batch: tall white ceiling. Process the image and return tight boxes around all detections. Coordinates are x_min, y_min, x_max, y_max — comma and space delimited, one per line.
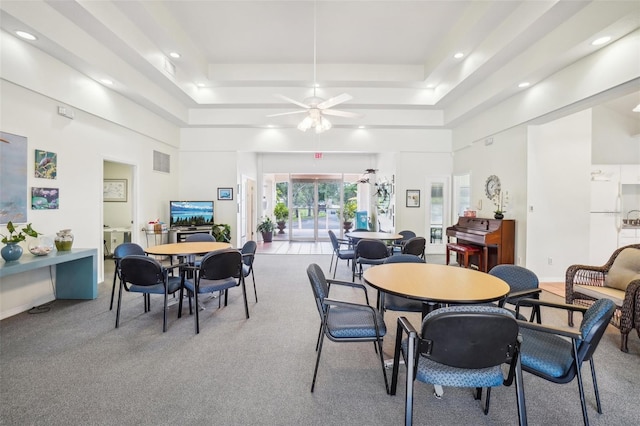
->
1, 0, 639, 129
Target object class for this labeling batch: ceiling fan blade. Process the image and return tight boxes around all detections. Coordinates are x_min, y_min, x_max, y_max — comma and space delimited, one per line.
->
321, 109, 363, 118
274, 94, 311, 109
266, 110, 309, 117
317, 93, 353, 110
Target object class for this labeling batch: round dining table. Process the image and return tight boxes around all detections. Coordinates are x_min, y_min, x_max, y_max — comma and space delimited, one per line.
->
144, 241, 232, 257
363, 262, 509, 317
345, 231, 403, 241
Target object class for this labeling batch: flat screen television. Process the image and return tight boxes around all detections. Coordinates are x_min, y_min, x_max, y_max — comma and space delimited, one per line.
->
169, 201, 214, 228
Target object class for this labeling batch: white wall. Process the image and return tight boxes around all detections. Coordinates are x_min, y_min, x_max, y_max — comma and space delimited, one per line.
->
453, 126, 528, 264
527, 110, 592, 281
0, 80, 180, 318
592, 105, 640, 164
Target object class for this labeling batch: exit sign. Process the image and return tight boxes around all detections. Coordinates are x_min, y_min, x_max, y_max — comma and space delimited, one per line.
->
314, 152, 323, 159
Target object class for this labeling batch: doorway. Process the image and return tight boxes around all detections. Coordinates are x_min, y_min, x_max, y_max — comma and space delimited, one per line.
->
289, 177, 342, 241
425, 175, 450, 255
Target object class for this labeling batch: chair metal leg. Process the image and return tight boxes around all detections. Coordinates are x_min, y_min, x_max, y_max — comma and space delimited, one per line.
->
240, 275, 250, 319
484, 387, 491, 415
404, 335, 416, 426
115, 281, 124, 328
589, 358, 602, 414
573, 341, 590, 426
515, 356, 528, 426
376, 336, 389, 394
251, 272, 257, 303
109, 267, 117, 310
311, 322, 327, 392
194, 291, 200, 334
162, 289, 168, 332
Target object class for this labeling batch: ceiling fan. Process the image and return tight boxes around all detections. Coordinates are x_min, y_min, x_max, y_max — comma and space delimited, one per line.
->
267, 1, 362, 133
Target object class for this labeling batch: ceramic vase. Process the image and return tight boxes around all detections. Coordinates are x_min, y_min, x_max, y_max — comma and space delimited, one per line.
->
1, 243, 24, 262
494, 212, 504, 220
55, 229, 74, 251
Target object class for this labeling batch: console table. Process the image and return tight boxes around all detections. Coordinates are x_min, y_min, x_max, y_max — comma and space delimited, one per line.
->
0, 248, 98, 299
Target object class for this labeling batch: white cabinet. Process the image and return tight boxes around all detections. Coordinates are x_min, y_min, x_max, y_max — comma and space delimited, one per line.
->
619, 228, 640, 247
620, 165, 640, 184
589, 213, 620, 264
590, 165, 620, 213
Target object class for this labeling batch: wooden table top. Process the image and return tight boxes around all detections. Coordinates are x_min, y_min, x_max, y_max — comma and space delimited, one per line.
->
363, 263, 509, 305
345, 231, 403, 240
145, 241, 232, 256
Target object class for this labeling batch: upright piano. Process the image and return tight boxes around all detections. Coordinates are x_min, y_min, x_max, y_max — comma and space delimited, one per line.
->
446, 217, 515, 272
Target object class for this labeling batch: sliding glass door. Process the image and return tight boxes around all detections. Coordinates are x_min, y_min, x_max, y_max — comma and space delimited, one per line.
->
290, 178, 342, 241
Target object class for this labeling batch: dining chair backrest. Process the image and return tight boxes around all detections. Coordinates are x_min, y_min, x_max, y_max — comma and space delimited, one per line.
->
119, 255, 165, 286
328, 230, 340, 251
402, 237, 426, 257
397, 230, 416, 243
307, 263, 330, 318
241, 240, 257, 266
199, 249, 242, 281
113, 242, 145, 261
356, 239, 389, 260
420, 305, 519, 369
185, 233, 215, 242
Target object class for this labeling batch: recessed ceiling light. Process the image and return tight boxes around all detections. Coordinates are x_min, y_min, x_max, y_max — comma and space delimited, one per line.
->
591, 36, 611, 46
426, 84, 435, 89
15, 30, 37, 41
169, 52, 181, 59
196, 83, 205, 88
633, 104, 640, 113
454, 52, 464, 59
358, 126, 365, 129
100, 79, 113, 85
518, 82, 530, 88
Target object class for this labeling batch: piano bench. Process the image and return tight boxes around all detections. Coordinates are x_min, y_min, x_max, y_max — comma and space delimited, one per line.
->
446, 243, 483, 270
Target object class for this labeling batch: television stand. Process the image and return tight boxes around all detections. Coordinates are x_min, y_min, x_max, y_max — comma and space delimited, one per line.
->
169, 227, 212, 243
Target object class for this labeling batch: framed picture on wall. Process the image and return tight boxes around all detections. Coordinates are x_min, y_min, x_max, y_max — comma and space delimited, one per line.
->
103, 179, 127, 202
406, 189, 420, 208
218, 187, 233, 200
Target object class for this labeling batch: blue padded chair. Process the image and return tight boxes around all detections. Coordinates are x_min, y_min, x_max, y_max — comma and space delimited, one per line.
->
390, 305, 526, 426
378, 255, 425, 317
115, 254, 184, 332
328, 230, 355, 278
110, 242, 146, 310
352, 239, 390, 281
489, 264, 542, 323
240, 240, 258, 302
180, 249, 249, 334
392, 230, 417, 253
306, 263, 389, 394
401, 236, 426, 259
183, 232, 216, 267
517, 298, 615, 426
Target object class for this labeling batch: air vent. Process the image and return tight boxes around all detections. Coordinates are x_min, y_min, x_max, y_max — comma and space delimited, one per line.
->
153, 150, 170, 173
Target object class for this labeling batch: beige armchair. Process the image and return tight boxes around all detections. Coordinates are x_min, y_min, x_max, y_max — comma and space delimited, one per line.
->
565, 244, 640, 352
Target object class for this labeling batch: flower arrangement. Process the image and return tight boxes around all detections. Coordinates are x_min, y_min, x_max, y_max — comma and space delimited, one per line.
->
491, 190, 509, 214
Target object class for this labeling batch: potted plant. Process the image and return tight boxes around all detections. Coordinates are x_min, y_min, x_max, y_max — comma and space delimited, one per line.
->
342, 200, 357, 231
257, 217, 274, 242
212, 223, 231, 242
274, 203, 289, 234
1, 221, 40, 261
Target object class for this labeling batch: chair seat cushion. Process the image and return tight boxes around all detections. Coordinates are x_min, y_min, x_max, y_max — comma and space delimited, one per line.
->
401, 340, 504, 388
357, 257, 387, 266
129, 276, 182, 295
574, 284, 625, 306
519, 328, 574, 378
326, 307, 387, 339
604, 248, 640, 291
337, 249, 355, 259
184, 277, 237, 294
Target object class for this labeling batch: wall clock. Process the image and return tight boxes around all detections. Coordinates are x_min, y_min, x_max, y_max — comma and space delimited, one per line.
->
485, 175, 501, 200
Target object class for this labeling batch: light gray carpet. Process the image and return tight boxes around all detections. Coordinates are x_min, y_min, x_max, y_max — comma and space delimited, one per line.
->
1, 254, 638, 425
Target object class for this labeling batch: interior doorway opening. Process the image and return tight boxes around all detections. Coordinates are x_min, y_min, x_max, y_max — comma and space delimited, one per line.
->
263, 173, 361, 242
